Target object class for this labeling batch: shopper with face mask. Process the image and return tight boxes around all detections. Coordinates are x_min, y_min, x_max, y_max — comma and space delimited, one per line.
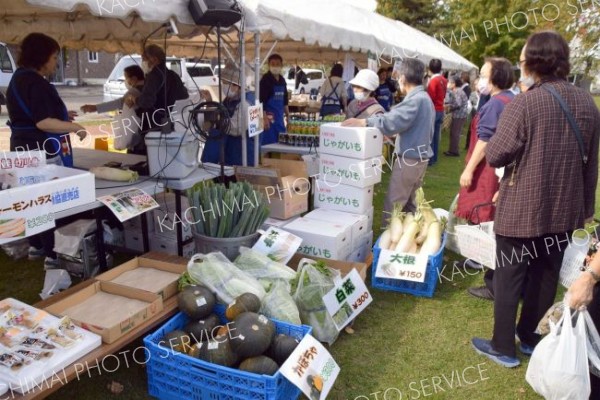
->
81, 65, 145, 114
344, 69, 385, 119
259, 53, 289, 145
200, 64, 257, 166
127, 44, 189, 155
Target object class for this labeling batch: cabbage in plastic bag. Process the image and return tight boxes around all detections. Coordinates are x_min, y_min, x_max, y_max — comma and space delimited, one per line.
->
187, 252, 266, 304
260, 280, 301, 325
292, 258, 340, 345
234, 247, 296, 291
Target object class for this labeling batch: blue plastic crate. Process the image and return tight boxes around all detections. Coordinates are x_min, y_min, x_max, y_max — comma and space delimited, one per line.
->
144, 304, 312, 400
371, 232, 447, 297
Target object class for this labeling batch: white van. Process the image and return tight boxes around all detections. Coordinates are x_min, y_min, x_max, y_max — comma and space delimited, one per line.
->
285, 67, 325, 95
0, 42, 17, 114
103, 55, 219, 102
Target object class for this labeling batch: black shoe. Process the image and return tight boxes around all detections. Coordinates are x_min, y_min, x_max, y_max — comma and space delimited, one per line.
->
468, 286, 494, 301
444, 151, 460, 157
464, 259, 484, 270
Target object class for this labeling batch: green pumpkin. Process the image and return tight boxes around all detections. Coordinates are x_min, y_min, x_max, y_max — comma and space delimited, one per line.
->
195, 337, 239, 367
178, 285, 216, 320
266, 334, 300, 365
160, 330, 191, 354
226, 293, 262, 321
229, 312, 276, 358
184, 314, 220, 342
239, 356, 279, 375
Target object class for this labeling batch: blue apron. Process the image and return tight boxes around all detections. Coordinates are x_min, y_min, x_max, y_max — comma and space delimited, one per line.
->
200, 92, 256, 166
375, 84, 392, 111
9, 69, 73, 167
262, 80, 286, 145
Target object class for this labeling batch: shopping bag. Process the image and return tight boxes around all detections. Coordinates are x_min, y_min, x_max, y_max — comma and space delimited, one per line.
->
112, 104, 140, 150
526, 307, 591, 399
583, 310, 600, 378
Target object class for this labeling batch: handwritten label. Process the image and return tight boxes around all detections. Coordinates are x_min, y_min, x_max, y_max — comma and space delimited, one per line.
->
375, 249, 428, 283
323, 269, 372, 330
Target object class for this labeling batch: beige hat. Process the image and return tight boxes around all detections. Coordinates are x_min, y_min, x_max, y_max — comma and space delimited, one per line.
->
220, 62, 241, 86
349, 69, 379, 92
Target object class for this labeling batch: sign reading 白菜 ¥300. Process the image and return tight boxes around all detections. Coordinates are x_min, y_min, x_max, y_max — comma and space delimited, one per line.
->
323, 269, 372, 330
280, 335, 340, 400
375, 249, 428, 283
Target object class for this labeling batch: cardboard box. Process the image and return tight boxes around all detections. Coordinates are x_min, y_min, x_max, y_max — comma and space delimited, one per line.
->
95, 255, 187, 300
45, 281, 163, 344
261, 215, 300, 230
283, 217, 351, 260
149, 233, 196, 259
152, 193, 192, 241
348, 231, 374, 263
124, 228, 145, 253
313, 180, 374, 214
319, 123, 383, 160
303, 209, 368, 248
319, 154, 383, 188
236, 157, 309, 220
0, 164, 95, 213
366, 206, 374, 230
288, 253, 369, 282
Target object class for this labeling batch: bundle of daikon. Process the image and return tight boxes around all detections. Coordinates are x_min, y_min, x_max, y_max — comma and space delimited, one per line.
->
378, 188, 446, 256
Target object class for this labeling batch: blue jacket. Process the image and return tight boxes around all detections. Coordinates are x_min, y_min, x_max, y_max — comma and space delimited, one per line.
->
367, 85, 435, 160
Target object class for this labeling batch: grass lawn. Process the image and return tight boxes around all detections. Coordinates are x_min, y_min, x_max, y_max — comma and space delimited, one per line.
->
2, 101, 600, 399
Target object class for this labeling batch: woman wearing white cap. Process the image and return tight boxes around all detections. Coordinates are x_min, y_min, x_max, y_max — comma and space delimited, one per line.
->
345, 69, 385, 120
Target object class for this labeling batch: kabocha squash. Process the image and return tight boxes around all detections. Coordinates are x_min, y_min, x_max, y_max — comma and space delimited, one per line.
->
230, 312, 276, 358
185, 314, 220, 342
266, 334, 300, 366
195, 337, 239, 367
160, 330, 191, 354
226, 293, 261, 320
178, 285, 216, 320
239, 356, 279, 375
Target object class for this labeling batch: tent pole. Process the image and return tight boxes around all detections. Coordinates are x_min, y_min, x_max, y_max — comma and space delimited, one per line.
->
254, 33, 261, 167
241, 24, 247, 167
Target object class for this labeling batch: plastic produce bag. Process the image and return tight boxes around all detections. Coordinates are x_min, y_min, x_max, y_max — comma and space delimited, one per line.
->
112, 104, 140, 150
526, 307, 590, 400
292, 258, 340, 345
583, 310, 600, 378
40, 269, 72, 300
234, 247, 296, 291
187, 252, 266, 304
54, 219, 96, 257
536, 301, 565, 335
260, 280, 301, 325
1, 238, 29, 260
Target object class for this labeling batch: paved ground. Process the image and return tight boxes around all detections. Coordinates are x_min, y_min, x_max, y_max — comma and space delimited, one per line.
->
0, 85, 110, 151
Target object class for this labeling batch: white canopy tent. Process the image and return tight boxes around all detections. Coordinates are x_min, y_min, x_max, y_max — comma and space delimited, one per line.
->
0, 0, 477, 165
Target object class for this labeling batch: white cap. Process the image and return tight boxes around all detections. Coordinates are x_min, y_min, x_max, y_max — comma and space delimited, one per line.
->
349, 69, 379, 92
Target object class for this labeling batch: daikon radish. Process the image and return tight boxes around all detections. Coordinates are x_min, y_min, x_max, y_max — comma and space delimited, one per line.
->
415, 188, 438, 245
395, 213, 422, 253
379, 228, 392, 250
389, 205, 404, 244
403, 213, 414, 232
419, 220, 442, 255
90, 167, 139, 182
408, 242, 418, 254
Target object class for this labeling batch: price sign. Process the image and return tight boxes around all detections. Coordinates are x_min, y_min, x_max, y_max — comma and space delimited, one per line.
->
375, 249, 428, 283
322, 269, 372, 331
247, 102, 264, 138
280, 335, 340, 400
252, 227, 302, 265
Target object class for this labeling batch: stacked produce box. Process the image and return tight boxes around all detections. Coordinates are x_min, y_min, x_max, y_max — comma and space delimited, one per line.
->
284, 124, 383, 262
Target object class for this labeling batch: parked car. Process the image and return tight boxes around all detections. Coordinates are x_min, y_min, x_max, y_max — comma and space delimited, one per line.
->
103, 55, 219, 102
0, 42, 16, 115
285, 67, 325, 95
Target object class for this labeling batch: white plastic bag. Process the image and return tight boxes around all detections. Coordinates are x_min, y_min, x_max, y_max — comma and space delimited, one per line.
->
187, 252, 266, 304
234, 247, 296, 291
260, 280, 301, 325
112, 104, 140, 150
583, 310, 600, 378
40, 269, 72, 300
53, 219, 96, 257
526, 307, 590, 399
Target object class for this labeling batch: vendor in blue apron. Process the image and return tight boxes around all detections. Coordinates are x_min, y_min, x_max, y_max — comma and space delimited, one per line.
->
375, 68, 393, 111
259, 54, 289, 145
319, 63, 347, 117
200, 63, 257, 166
6, 33, 88, 270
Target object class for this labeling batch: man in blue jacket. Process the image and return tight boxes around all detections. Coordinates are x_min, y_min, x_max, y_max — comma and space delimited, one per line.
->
343, 58, 435, 217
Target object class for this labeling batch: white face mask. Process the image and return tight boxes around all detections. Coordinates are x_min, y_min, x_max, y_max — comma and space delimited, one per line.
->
270, 66, 282, 76
124, 81, 134, 90
477, 77, 492, 95
519, 72, 535, 89
353, 90, 368, 102
141, 60, 151, 74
